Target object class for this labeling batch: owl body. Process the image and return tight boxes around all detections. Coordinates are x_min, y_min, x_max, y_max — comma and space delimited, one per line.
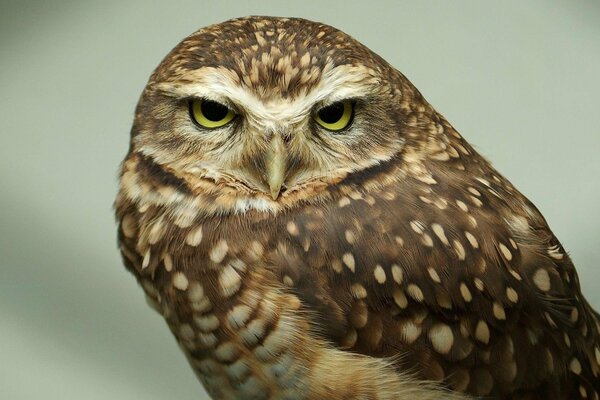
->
116, 17, 600, 399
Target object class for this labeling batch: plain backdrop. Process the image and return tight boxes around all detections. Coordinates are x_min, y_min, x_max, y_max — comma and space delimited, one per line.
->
1, 1, 598, 399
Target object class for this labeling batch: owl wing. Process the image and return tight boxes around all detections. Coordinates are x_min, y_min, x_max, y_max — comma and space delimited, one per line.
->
273, 153, 600, 398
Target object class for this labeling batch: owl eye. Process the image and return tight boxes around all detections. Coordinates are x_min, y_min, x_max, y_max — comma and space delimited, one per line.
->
189, 99, 236, 129
314, 100, 354, 131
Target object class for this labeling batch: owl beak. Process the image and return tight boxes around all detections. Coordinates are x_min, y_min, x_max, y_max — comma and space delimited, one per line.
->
265, 134, 286, 200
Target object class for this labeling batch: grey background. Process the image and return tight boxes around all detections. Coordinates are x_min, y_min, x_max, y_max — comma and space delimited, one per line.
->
1, 1, 598, 399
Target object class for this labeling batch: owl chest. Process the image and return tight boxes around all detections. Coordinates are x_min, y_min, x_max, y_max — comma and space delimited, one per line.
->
129, 212, 309, 399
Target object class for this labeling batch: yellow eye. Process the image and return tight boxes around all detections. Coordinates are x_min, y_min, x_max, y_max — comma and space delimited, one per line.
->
314, 100, 354, 131
190, 99, 236, 129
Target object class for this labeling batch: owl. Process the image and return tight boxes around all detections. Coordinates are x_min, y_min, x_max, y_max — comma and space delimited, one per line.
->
115, 16, 600, 400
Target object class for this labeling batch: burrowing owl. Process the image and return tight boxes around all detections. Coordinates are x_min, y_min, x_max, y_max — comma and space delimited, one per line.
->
115, 16, 600, 399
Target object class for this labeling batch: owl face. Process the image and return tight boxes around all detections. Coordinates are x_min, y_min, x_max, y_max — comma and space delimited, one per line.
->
129, 17, 410, 211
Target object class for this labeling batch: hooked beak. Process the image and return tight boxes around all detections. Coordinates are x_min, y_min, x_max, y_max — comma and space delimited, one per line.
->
264, 134, 286, 200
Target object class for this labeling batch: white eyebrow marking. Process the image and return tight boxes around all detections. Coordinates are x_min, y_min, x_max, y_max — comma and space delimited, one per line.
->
155, 64, 381, 129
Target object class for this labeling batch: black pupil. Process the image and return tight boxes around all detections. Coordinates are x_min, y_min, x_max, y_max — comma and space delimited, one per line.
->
201, 100, 229, 121
318, 102, 345, 124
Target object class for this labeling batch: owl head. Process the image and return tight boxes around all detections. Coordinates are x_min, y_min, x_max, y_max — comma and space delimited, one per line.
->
125, 16, 435, 213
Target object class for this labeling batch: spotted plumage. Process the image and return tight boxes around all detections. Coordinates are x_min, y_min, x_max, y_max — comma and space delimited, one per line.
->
115, 16, 600, 399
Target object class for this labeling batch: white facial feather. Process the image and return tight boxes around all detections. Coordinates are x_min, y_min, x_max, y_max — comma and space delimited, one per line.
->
132, 63, 401, 214
155, 64, 380, 131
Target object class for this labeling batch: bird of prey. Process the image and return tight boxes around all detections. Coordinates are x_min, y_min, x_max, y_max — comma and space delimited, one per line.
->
115, 16, 600, 400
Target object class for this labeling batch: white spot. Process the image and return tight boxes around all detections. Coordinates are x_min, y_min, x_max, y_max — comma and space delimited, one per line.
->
416, 175, 437, 185
570, 307, 579, 323
185, 226, 203, 246
506, 287, 519, 303
248, 241, 264, 260
121, 214, 136, 238
179, 324, 195, 341
547, 245, 564, 260
453, 240, 466, 260
460, 283, 472, 302
373, 265, 386, 284
230, 258, 246, 273
302, 238, 310, 252
475, 320, 490, 344
173, 272, 189, 291
241, 319, 266, 347
391, 264, 403, 284
533, 268, 551, 292
474, 278, 485, 291
493, 302, 506, 320
393, 288, 408, 308
546, 312, 557, 328
262, 319, 293, 354
163, 253, 173, 271
225, 358, 250, 381
342, 253, 355, 273
344, 229, 356, 244
419, 195, 433, 204
406, 284, 424, 302
464, 231, 479, 248
569, 358, 582, 375
456, 200, 469, 212
142, 249, 151, 269
476, 177, 490, 186
286, 221, 299, 236
410, 220, 425, 234
395, 236, 405, 246
351, 301, 368, 328
564, 332, 571, 347
338, 197, 351, 207
194, 314, 220, 332
348, 191, 363, 200
283, 275, 294, 286
227, 305, 252, 329
188, 282, 204, 302
190, 295, 212, 313
400, 321, 421, 343
428, 268, 441, 283
351, 283, 367, 299
469, 196, 483, 207
431, 223, 449, 246
421, 234, 434, 247
210, 239, 229, 263
331, 259, 343, 273
148, 220, 165, 244
429, 323, 454, 354
219, 264, 242, 297
509, 270, 523, 281
214, 342, 239, 362
431, 151, 450, 161
499, 243, 513, 261
467, 215, 478, 228
468, 187, 481, 197
447, 145, 460, 157
433, 197, 448, 210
